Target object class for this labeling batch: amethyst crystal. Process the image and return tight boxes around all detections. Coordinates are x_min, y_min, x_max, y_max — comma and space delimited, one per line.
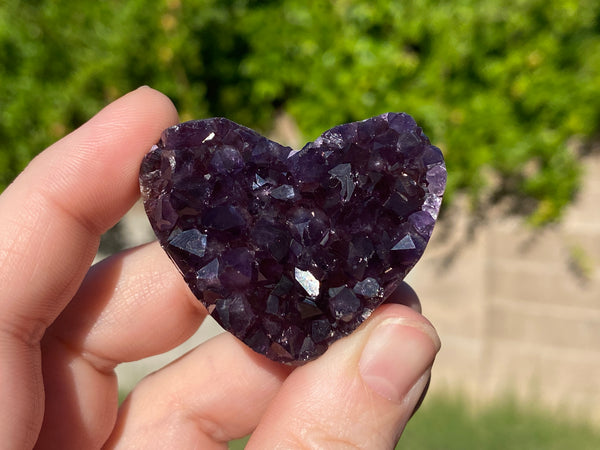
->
140, 113, 446, 364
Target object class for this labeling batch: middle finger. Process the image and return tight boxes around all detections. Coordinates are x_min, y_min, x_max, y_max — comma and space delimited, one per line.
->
38, 242, 206, 447
49, 241, 206, 364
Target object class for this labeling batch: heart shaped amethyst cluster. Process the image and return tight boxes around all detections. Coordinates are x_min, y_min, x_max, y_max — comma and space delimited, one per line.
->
140, 113, 445, 364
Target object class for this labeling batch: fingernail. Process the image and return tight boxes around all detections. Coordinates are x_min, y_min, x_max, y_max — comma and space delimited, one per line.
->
359, 318, 440, 403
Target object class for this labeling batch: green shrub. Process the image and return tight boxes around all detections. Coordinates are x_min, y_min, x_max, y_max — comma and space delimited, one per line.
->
2, 0, 599, 223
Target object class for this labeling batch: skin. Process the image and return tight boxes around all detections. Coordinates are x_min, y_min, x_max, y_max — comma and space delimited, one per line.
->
0, 87, 440, 449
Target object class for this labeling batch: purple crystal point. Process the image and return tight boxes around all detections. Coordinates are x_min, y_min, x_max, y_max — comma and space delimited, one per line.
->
140, 113, 446, 364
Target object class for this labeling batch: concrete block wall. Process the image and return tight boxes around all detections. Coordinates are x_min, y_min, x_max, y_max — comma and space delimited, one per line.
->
408, 154, 600, 423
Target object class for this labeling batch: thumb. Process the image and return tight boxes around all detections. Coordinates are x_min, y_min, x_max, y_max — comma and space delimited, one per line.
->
247, 303, 441, 449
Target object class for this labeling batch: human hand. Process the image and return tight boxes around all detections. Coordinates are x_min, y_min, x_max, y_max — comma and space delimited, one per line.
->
0, 87, 440, 449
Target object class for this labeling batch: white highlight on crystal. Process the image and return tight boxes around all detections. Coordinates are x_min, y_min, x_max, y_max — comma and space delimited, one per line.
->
252, 173, 267, 190
295, 267, 320, 297
167, 151, 177, 171
270, 184, 295, 200
202, 132, 216, 143
392, 234, 416, 251
328, 163, 355, 202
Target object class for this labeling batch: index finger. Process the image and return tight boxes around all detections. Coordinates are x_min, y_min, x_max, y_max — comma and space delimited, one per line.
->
0, 87, 178, 448
0, 86, 178, 342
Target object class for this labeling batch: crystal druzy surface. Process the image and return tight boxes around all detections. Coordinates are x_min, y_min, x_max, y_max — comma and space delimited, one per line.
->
140, 113, 446, 364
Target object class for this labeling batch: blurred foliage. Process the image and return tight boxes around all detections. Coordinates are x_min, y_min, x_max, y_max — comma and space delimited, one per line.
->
1, 0, 599, 223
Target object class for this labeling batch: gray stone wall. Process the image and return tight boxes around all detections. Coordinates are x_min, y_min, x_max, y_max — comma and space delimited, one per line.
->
409, 154, 600, 424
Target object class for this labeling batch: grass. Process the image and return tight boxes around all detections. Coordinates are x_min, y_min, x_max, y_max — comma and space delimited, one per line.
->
398, 394, 600, 450
228, 393, 600, 449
